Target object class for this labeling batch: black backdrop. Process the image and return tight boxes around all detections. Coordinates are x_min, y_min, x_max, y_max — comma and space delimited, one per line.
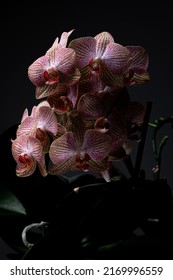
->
1, 4, 173, 258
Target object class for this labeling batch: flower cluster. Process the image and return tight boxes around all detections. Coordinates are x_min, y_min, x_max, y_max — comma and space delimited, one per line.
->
11, 30, 149, 181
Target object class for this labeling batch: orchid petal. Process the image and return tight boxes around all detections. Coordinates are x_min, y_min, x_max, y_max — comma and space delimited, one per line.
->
128, 70, 150, 85
48, 157, 76, 175
59, 29, 74, 47
78, 93, 104, 120
100, 66, 124, 88
102, 43, 131, 74
69, 37, 96, 68
53, 48, 76, 74
21, 108, 29, 122
127, 46, 149, 70
49, 132, 76, 165
59, 68, 81, 86
83, 129, 112, 161
37, 106, 58, 135
35, 83, 59, 99
95, 31, 115, 57
28, 56, 49, 86
17, 116, 36, 137
88, 158, 108, 172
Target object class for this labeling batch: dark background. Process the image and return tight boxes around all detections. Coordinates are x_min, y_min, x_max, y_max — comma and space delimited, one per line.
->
1, 5, 173, 259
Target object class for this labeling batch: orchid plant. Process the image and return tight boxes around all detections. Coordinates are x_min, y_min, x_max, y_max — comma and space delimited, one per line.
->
11, 30, 149, 182
1, 29, 173, 260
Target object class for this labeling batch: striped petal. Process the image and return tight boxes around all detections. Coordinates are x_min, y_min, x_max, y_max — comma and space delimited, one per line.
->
100, 66, 125, 88
28, 56, 49, 86
48, 157, 76, 175
35, 83, 59, 99
77, 93, 105, 120
95, 31, 115, 57
37, 106, 58, 135
69, 37, 96, 68
53, 47, 76, 74
17, 116, 36, 137
59, 68, 81, 86
128, 70, 150, 85
49, 132, 77, 165
127, 46, 149, 70
78, 76, 101, 94
88, 159, 108, 172
102, 43, 131, 74
83, 129, 112, 161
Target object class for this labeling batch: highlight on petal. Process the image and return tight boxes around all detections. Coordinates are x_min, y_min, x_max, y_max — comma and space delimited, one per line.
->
21, 108, 29, 122
102, 43, 131, 74
83, 129, 112, 161
53, 47, 76, 74
59, 29, 75, 48
37, 106, 58, 135
95, 31, 115, 57
67, 84, 78, 108
47, 29, 75, 55
17, 116, 36, 137
28, 56, 49, 86
49, 132, 76, 165
69, 37, 96, 68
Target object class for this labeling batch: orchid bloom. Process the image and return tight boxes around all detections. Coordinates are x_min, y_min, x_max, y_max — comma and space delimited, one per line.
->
69, 31, 131, 89
11, 29, 150, 181
16, 101, 58, 152
77, 92, 127, 150
28, 30, 81, 99
11, 134, 47, 177
49, 113, 112, 175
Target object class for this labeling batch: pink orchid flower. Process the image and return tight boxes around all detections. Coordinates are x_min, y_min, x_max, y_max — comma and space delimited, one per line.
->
69, 31, 131, 89
16, 101, 58, 152
28, 30, 81, 99
77, 92, 127, 150
49, 114, 112, 175
11, 134, 47, 177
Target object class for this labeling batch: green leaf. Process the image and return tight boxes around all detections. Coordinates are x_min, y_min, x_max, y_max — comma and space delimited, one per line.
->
0, 183, 26, 216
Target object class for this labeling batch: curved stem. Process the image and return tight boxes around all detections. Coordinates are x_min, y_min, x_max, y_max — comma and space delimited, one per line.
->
149, 116, 173, 180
